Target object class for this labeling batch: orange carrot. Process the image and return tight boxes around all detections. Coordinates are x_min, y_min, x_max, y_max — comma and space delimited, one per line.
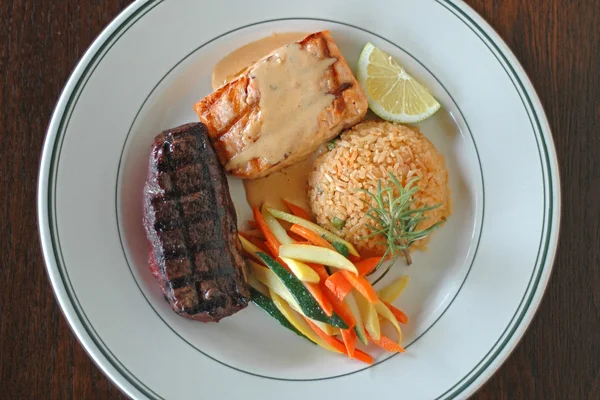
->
341, 271, 379, 303
306, 319, 373, 364
282, 199, 312, 220
304, 282, 333, 316
309, 264, 356, 328
341, 329, 356, 358
305, 319, 346, 353
307, 263, 356, 329
366, 332, 406, 353
290, 224, 336, 250
323, 287, 356, 329
293, 240, 313, 246
355, 256, 388, 276
325, 272, 354, 301
353, 348, 374, 365
383, 301, 409, 324
264, 240, 279, 258
253, 206, 281, 254
247, 220, 258, 229
287, 231, 306, 242
307, 263, 329, 281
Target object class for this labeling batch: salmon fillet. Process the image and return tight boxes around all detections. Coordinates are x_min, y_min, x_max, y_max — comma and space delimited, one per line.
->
193, 31, 368, 179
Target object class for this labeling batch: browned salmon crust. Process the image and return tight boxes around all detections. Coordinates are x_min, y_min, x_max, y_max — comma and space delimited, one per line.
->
193, 31, 368, 179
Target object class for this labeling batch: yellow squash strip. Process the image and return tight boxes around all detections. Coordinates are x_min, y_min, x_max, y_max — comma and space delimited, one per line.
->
266, 207, 360, 256
377, 275, 410, 303
345, 292, 368, 345
270, 290, 340, 353
248, 261, 303, 313
309, 318, 335, 336
261, 205, 293, 245
247, 273, 270, 297
354, 289, 380, 340
374, 301, 403, 346
279, 244, 358, 274
280, 257, 320, 283
238, 235, 265, 264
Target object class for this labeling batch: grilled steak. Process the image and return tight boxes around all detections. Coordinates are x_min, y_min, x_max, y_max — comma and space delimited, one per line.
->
143, 122, 250, 322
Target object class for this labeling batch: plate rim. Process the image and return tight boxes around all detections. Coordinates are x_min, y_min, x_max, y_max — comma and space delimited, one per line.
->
37, 0, 561, 399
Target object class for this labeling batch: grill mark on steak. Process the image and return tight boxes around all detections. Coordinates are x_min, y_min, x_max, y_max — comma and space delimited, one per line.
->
143, 122, 250, 322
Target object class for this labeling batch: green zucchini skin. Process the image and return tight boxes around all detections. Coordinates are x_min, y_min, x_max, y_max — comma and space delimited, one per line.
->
256, 252, 349, 329
331, 241, 350, 257
250, 288, 308, 339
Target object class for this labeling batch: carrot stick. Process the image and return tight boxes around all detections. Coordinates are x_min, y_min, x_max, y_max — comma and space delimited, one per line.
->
247, 220, 257, 229
293, 240, 313, 246
264, 240, 279, 258
341, 271, 379, 303
304, 282, 333, 316
341, 329, 356, 358
383, 301, 409, 324
287, 231, 306, 242
325, 272, 354, 301
253, 206, 281, 254
323, 287, 356, 329
355, 256, 388, 276
290, 224, 336, 251
366, 332, 406, 353
282, 199, 312, 220
353, 348, 374, 364
307, 263, 356, 329
306, 320, 372, 364
305, 319, 346, 353
309, 264, 356, 329
307, 263, 330, 281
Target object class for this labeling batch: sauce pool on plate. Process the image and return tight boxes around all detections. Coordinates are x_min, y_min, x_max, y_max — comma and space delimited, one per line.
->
243, 156, 315, 215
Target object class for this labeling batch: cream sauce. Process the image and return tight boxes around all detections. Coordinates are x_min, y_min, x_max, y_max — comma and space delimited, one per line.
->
243, 156, 315, 214
225, 43, 336, 170
211, 32, 308, 91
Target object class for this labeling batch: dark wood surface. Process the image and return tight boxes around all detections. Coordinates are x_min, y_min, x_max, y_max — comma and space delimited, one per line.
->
1, 0, 598, 398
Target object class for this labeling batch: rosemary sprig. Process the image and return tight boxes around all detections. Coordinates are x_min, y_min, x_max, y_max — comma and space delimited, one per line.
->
357, 172, 445, 280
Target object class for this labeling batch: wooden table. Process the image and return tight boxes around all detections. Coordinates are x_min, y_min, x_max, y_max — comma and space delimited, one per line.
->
1, 1, 598, 398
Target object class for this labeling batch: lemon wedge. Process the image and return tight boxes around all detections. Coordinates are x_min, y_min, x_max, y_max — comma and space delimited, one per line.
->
357, 43, 441, 123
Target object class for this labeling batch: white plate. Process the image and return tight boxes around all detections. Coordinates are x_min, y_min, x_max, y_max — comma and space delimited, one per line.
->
38, 1, 560, 399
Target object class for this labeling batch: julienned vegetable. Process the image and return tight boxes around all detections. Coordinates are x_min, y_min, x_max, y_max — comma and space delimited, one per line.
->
374, 301, 402, 345
241, 202, 410, 364
238, 234, 266, 264
377, 275, 410, 303
261, 205, 293, 245
257, 252, 348, 329
280, 257, 320, 283
270, 291, 335, 351
354, 289, 380, 340
250, 288, 307, 339
279, 244, 358, 274
267, 207, 360, 257
290, 224, 336, 251
344, 292, 368, 345
282, 199, 312, 220
253, 206, 281, 255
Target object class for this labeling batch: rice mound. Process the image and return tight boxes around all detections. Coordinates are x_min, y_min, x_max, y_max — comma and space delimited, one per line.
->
308, 121, 451, 256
